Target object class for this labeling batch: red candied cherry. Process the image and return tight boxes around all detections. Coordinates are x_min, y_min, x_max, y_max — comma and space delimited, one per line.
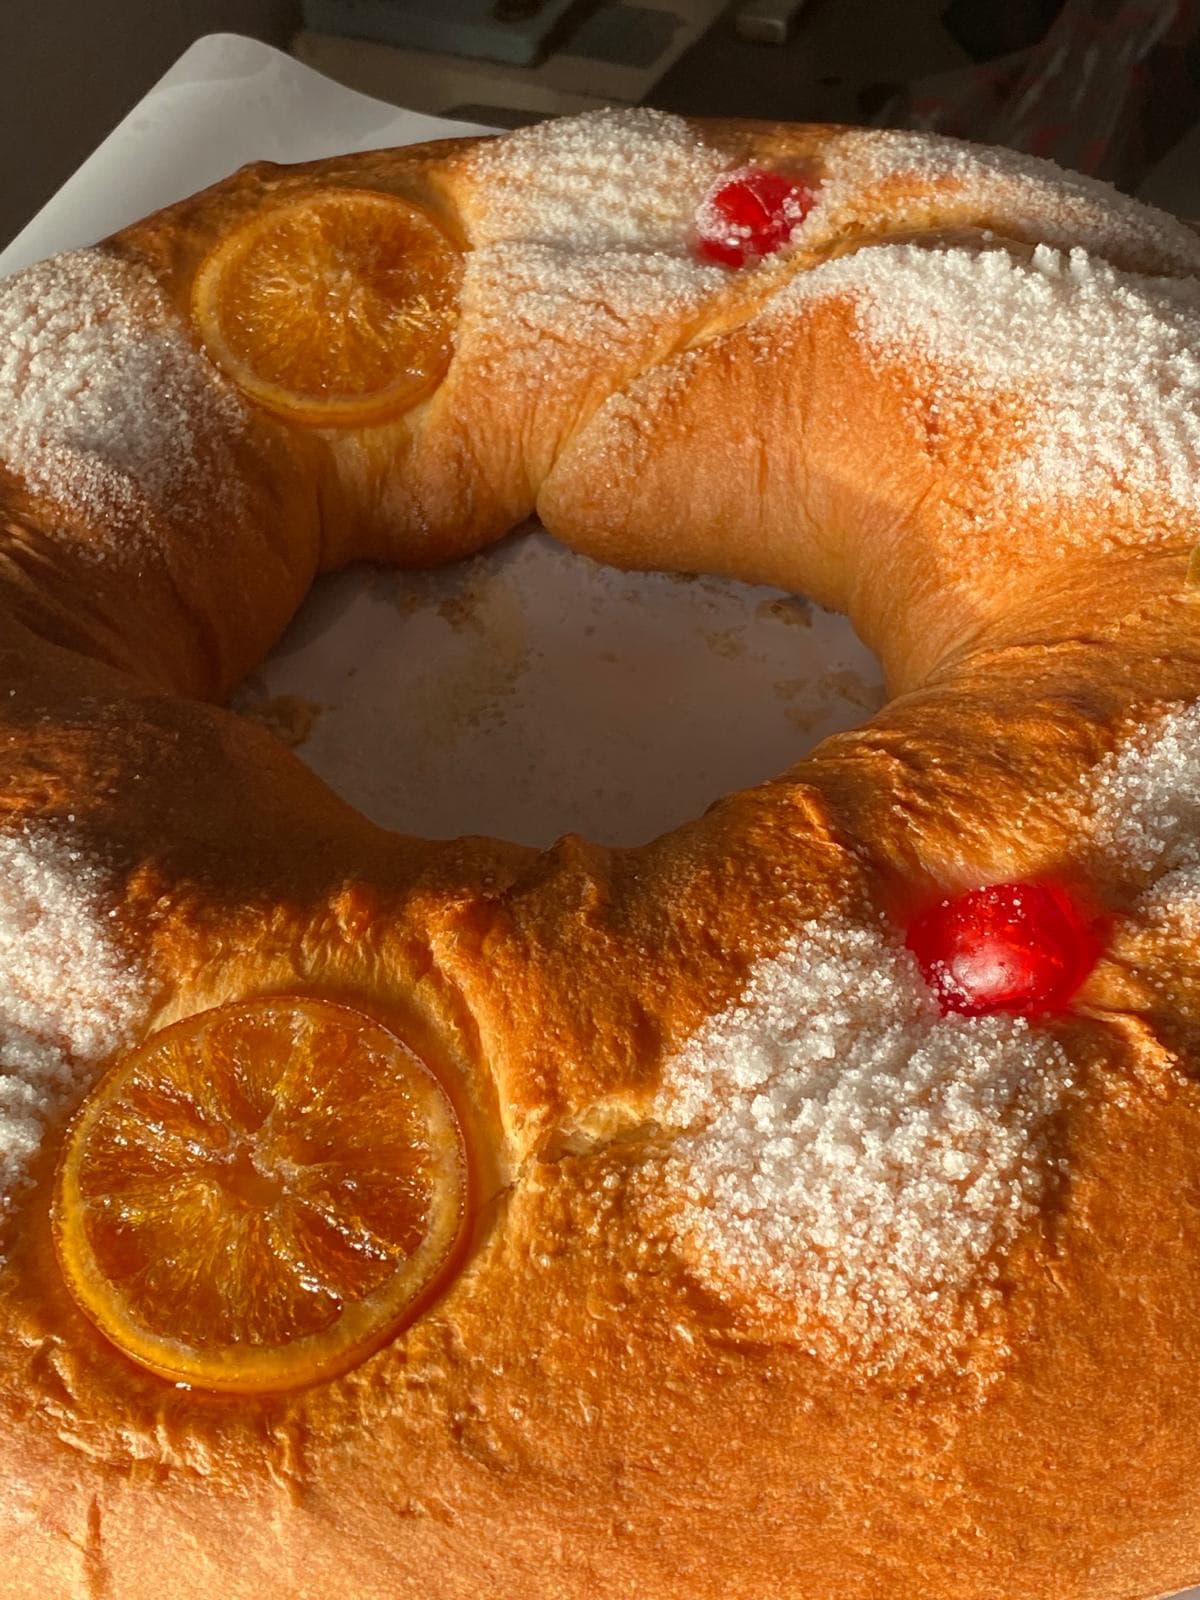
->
694, 169, 816, 269
905, 880, 1101, 1018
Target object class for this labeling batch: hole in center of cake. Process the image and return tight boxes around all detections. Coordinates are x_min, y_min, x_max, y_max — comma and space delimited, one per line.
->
234, 526, 885, 849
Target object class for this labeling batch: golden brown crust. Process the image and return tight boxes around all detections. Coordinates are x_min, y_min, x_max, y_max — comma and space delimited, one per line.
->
4, 114, 1200, 1598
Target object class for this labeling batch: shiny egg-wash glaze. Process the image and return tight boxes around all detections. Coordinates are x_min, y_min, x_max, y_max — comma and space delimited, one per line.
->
4, 110, 1200, 1598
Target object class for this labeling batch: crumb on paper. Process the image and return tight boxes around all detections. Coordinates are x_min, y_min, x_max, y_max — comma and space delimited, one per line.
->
437, 589, 486, 632
756, 596, 813, 628
702, 627, 745, 659
390, 587, 425, 617
772, 677, 808, 702
819, 669, 886, 711
774, 669, 886, 734
237, 693, 326, 749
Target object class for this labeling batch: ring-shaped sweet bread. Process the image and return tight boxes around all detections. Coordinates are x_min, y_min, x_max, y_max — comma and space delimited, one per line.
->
4, 110, 1200, 1600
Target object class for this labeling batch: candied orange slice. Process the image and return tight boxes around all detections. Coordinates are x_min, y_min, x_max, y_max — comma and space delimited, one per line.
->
191, 189, 462, 426
53, 997, 468, 1392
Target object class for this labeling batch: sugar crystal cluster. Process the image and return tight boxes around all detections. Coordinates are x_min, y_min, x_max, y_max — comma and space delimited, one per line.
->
651, 916, 1072, 1367
0, 248, 248, 540
0, 826, 143, 1247
1087, 701, 1200, 943
770, 241, 1200, 526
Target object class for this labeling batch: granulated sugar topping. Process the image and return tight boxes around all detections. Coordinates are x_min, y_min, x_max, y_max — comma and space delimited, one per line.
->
817, 127, 1200, 277
464, 108, 730, 253
464, 112, 1200, 275
0, 247, 247, 541
765, 241, 1200, 527
456, 112, 727, 404
0, 826, 143, 1246
460, 241, 722, 399
1085, 701, 1200, 950
652, 916, 1072, 1367
1088, 701, 1200, 879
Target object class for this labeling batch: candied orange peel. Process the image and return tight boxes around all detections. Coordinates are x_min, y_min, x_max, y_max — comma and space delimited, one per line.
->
191, 189, 461, 426
53, 996, 468, 1392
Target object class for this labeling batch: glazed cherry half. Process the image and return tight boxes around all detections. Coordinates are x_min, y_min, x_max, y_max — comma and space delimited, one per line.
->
694, 169, 816, 269
906, 880, 1101, 1018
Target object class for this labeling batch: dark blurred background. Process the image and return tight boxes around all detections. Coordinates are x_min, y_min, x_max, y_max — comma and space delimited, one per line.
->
4, 0, 1200, 249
